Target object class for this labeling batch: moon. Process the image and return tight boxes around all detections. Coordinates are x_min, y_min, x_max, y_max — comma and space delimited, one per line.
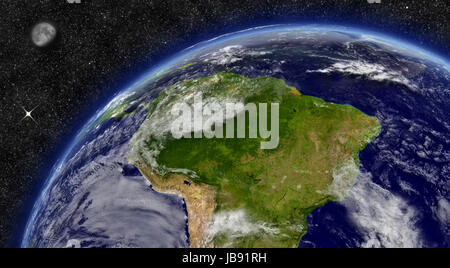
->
31, 22, 57, 47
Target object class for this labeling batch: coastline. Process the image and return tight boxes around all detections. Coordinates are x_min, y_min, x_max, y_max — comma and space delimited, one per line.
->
134, 159, 217, 248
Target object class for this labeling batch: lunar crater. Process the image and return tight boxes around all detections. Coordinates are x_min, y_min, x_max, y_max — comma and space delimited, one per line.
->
31, 22, 57, 48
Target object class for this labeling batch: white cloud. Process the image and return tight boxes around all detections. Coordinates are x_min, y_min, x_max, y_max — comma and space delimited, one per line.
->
307, 60, 417, 89
343, 173, 422, 248
128, 85, 241, 177
206, 210, 279, 247
433, 198, 450, 236
436, 198, 450, 225
202, 45, 271, 65
65, 239, 81, 248
327, 159, 359, 201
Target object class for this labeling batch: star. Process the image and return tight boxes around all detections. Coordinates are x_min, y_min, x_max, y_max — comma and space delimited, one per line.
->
19, 105, 39, 125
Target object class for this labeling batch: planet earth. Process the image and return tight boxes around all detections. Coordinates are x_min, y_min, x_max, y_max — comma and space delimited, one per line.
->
22, 25, 450, 248
31, 22, 57, 47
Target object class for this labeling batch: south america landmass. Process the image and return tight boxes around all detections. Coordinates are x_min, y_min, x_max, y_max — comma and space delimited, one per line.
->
126, 72, 381, 248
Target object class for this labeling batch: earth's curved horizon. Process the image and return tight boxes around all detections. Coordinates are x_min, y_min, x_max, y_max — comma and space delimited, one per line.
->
22, 25, 450, 248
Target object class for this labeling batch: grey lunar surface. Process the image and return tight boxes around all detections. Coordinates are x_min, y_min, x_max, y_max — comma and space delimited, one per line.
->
31, 22, 56, 47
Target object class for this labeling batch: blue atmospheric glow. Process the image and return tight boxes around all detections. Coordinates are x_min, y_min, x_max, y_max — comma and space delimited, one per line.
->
124, 24, 449, 93
20, 24, 450, 247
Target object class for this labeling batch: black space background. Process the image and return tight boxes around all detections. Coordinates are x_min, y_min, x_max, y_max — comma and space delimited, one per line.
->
0, 0, 449, 247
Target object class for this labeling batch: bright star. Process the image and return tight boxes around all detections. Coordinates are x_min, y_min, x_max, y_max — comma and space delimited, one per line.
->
20, 105, 39, 125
